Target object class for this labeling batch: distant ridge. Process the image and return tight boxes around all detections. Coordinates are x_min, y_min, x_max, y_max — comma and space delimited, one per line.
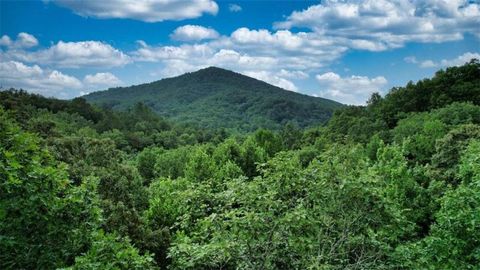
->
83, 67, 343, 132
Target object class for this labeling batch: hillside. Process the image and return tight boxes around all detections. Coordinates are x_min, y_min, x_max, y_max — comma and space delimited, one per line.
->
83, 67, 342, 131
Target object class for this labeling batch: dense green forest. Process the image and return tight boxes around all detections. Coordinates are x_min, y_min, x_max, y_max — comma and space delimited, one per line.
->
1, 59, 479, 269
84, 67, 342, 132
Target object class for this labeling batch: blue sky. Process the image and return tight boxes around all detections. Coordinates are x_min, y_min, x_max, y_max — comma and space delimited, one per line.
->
1, 0, 479, 104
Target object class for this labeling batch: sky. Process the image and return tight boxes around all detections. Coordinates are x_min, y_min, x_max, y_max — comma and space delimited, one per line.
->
0, 0, 479, 104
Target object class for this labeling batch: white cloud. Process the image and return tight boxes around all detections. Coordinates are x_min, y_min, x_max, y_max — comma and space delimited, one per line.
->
316, 72, 388, 105
16, 33, 39, 48
0, 60, 82, 98
230, 28, 303, 50
223, 28, 348, 70
136, 40, 148, 48
170, 25, 219, 41
275, 0, 480, 51
439, 52, 480, 67
139, 27, 345, 72
0, 33, 38, 48
133, 43, 215, 62
405, 52, 480, 68
245, 70, 298, 91
0, 35, 12, 47
131, 28, 347, 91
420, 60, 437, 68
2, 40, 130, 68
84, 72, 122, 87
143, 47, 279, 78
136, 43, 301, 90
229, 4, 242, 12
278, 69, 309, 79
404, 56, 418, 64
0, 60, 126, 98
210, 49, 278, 70
50, 0, 218, 22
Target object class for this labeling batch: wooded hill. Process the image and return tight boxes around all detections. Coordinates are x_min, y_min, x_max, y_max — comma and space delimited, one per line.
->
83, 67, 342, 132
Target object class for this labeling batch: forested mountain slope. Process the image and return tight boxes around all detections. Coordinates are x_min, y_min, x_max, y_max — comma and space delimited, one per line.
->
1, 60, 479, 269
83, 67, 342, 131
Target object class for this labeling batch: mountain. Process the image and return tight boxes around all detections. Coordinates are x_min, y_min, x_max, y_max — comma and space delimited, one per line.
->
83, 67, 342, 132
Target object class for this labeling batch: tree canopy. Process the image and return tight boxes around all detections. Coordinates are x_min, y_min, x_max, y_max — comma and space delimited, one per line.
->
1, 60, 479, 269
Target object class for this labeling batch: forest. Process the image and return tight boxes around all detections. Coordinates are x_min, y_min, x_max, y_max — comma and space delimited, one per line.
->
1, 59, 479, 269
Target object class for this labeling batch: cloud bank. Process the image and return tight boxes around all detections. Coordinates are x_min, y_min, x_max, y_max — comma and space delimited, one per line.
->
0, 60, 122, 98
275, 0, 480, 51
405, 52, 480, 68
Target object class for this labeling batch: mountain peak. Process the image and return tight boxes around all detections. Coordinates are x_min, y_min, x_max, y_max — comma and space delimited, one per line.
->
183, 66, 242, 82
198, 66, 228, 72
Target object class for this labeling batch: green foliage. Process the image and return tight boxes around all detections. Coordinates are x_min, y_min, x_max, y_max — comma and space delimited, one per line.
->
392, 102, 480, 164
431, 124, 480, 183
153, 145, 193, 179
0, 108, 101, 269
49, 136, 123, 184
396, 140, 480, 269
165, 145, 419, 269
0, 89, 226, 153
64, 231, 158, 270
137, 146, 164, 183
184, 147, 217, 182
0, 89, 103, 123
253, 129, 282, 156
326, 105, 388, 143
240, 136, 267, 178
378, 59, 480, 127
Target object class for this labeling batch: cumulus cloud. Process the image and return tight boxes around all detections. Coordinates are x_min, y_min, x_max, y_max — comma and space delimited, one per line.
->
229, 4, 242, 12
16, 33, 39, 48
403, 56, 418, 64
275, 0, 480, 51
131, 24, 354, 90
224, 28, 348, 69
420, 60, 437, 68
133, 43, 215, 62
84, 72, 122, 87
439, 52, 480, 67
140, 47, 282, 82
210, 49, 278, 70
405, 52, 480, 68
170, 25, 219, 41
230, 28, 303, 50
0, 60, 82, 98
316, 72, 388, 105
2, 39, 130, 68
134, 44, 278, 70
244, 70, 298, 91
135, 27, 346, 71
80, 72, 123, 95
49, 0, 218, 22
0, 33, 38, 48
277, 69, 309, 79
136, 43, 301, 90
